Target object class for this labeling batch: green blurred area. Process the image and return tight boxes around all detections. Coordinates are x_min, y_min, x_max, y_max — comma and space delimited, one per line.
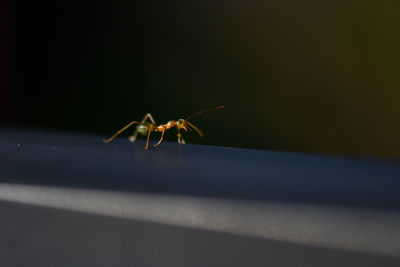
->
7, 0, 400, 157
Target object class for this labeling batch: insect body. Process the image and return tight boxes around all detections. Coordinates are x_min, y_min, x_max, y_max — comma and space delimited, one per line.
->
104, 105, 225, 149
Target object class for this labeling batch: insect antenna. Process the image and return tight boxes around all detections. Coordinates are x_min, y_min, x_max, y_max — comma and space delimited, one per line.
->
186, 121, 204, 137
103, 121, 140, 143
185, 105, 225, 121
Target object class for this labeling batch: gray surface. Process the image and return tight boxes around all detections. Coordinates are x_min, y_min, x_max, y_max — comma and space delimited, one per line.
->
0, 127, 400, 266
1, 201, 400, 267
0, 183, 400, 259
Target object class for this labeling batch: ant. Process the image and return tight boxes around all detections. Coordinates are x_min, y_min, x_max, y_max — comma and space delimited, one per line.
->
104, 105, 225, 149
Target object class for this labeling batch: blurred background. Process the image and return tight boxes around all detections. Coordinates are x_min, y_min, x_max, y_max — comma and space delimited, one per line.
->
2, 0, 400, 158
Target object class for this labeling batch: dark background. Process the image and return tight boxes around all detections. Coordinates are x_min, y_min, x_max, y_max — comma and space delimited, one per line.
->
3, 0, 400, 158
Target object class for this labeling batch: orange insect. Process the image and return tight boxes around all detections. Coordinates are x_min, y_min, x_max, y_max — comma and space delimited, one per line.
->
104, 105, 225, 149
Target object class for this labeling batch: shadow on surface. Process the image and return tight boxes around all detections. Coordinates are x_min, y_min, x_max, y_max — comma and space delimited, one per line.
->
1, 127, 400, 210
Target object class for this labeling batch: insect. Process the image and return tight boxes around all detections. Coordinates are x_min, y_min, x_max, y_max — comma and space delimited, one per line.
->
104, 105, 225, 149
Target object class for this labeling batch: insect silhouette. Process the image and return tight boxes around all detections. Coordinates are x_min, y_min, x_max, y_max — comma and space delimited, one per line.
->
104, 105, 225, 149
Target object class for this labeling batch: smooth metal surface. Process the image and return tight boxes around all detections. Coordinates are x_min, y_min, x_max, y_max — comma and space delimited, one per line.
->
0, 127, 400, 266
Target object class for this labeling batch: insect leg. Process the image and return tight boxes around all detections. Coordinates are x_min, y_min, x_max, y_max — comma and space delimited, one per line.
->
153, 129, 166, 148
104, 121, 139, 143
129, 113, 157, 142
177, 128, 186, 144
145, 129, 152, 150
